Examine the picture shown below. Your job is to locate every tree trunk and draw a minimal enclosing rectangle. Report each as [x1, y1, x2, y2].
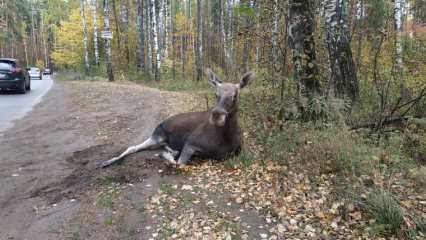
[219, 0, 227, 69]
[120, 0, 130, 66]
[137, 0, 146, 72]
[324, 0, 359, 102]
[394, 0, 404, 70]
[41, 14, 49, 68]
[171, 0, 176, 80]
[80, 0, 90, 73]
[145, 0, 153, 73]
[93, 0, 100, 66]
[288, 0, 321, 113]
[111, 0, 121, 48]
[150, 0, 161, 81]
[271, 0, 279, 70]
[355, 0, 363, 73]
[103, 0, 114, 81]
[195, 0, 203, 81]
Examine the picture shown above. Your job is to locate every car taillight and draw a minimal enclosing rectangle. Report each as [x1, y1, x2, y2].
[11, 67, 22, 75]
[12, 68, 22, 74]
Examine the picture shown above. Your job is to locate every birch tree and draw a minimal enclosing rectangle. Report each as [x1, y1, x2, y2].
[103, 0, 114, 81]
[92, 0, 100, 66]
[136, 0, 146, 72]
[271, 0, 279, 71]
[324, 0, 359, 102]
[219, 0, 227, 69]
[80, 0, 90, 72]
[146, 0, 153, 72]
[150, 0, 161, 81]
[288, 0, 321, 114]
[394, 0, 404, 69]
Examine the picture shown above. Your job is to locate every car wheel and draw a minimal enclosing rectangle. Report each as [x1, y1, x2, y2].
[20, 82, 27, 94]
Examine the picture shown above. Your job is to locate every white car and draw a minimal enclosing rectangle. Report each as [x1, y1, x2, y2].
[28, 67, 42, 80]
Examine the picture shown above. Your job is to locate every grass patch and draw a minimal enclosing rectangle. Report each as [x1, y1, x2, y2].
[104, 216, 114, 225]
[159, 183, 175, 194]
[224, 149, 255, 170]
[364, 191, 405, 237]
[96, 183, 121, 209]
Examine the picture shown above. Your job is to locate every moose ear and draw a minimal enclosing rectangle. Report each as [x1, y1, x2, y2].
[237, 71, 255, 89]
[206, 68, 223, 87]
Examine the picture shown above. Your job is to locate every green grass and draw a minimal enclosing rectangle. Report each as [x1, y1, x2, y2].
[364, 191, 405, 237]
[159, 183, 175, 194]
[224, 149, 255, 170]
[104, 216, 114, 225]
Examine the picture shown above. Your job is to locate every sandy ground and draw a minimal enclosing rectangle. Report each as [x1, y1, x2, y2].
[0, 80, 274, 240]
[0, 81, 192, 240]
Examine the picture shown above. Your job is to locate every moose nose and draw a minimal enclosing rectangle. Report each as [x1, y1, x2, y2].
[211, 108, 228, 126]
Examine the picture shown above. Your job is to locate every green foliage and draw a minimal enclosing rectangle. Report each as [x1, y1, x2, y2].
[364, 190, 405, 237]
[233, 5, 255, 18]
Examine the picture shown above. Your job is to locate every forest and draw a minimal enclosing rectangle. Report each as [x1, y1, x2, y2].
[1, 0, 426, 239]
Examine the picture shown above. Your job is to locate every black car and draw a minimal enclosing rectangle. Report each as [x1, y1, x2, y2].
[0, 58, 30, 94]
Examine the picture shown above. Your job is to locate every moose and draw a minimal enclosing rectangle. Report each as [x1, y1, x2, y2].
[100, 69, 255, 167]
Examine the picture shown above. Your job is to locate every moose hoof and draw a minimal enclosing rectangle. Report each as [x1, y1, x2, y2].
[158, 151, 177, 165]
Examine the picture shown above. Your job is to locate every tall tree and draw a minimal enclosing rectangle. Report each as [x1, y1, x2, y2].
[80, 0, 90, 72]
[324, 0, 359, 102]
[394, 0, 404, 70]
[92, 0, 100, 66]
[137, 0, 146, 72]
[195, 0, 203, 81]
[103, 0, 114, 81]
[288, 0, 321, 114]
[120, 0, 130, 66]
[150, 0, 161, 81]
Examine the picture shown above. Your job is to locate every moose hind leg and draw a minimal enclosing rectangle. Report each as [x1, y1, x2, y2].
[100, 137, 164, 168]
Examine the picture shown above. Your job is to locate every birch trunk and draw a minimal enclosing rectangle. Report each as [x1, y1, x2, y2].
[271, 0, 279, 68]
[146, 0, 153, 72]
[195, 0, 203, 81]
[394, 0, 404, 69]
[93, 0, 100, 66]
[80, 0, 90, 72]
[288, 0, 321, 113]
[151, 0, 161, 81]
[324, 0, 358, 101]
[226, 0, 233, 69]
[137, 0, 146, 72]
[171, 0, 176, 80]
[103, 0, 114, 81]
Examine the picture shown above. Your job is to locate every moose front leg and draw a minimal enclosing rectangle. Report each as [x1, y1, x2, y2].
[158, 145, 180, 164]
[177, 145, 196, 165]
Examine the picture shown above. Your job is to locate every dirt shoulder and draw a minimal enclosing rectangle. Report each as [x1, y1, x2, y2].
[0, 80, 198, 240]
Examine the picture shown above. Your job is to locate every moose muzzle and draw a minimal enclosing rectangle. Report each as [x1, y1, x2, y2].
[210, 108, 228, 127]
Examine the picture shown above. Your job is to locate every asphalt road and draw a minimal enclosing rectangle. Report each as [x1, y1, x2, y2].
[0, 75, 53, 133]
